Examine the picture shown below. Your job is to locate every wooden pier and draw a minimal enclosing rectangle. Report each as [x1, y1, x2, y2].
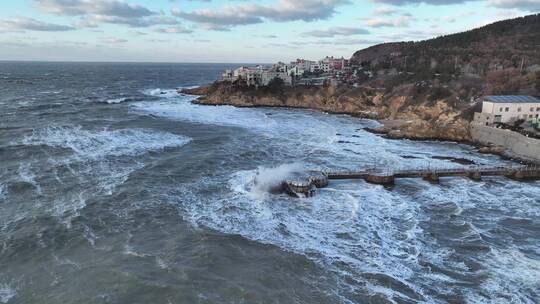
[284, 165, 540, 197]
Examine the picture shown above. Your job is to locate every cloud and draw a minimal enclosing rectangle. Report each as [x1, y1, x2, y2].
[34, 0, 154, 18]
[369, 0, 478, 5]
[370, 0, 538, 10]
[34, 0, 181, 28]
[488, 0, 540, 11]
[373, 7, 401, 15]
[172, 7, 263, 29]
[0, 17, 75, 32]
[302, 26, 370, 37]
[365, 15, 415, 27]
[306, 38, 381, 45]
[154, 26, 193, 34]
[100, 37, 128, 43]
[173, 0, 351, 30]
[75, 14, 179, 27]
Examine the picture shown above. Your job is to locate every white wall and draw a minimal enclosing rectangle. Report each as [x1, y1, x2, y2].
[471, 124, 540, 164]
[482, 101, 540, 122]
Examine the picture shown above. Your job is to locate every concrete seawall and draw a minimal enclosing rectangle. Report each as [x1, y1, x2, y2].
[471, 124, 540, 164]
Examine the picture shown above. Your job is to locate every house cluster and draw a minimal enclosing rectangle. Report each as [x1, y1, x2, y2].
[222, 56, 350, 87]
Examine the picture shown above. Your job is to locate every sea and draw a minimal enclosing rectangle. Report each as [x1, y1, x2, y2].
[0, 62, 539, 304]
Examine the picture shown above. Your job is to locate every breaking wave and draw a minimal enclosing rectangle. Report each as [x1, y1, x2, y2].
[16, 126, 191, 223]
[0, 184, 6, 201]
[0, 282, 16, 304]
[23, 126, 191, 160]
[252, 163, 304, 194]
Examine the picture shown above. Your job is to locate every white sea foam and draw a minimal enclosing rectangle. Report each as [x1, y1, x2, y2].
[23, 126, 191, 160]
[0, 283, 16, 303]
[143, 88, 180, 98]
[134, 86, 536, 302]
[132, 96, 276, 131]
[103, 97, 128, 104]
[0, 184, 6, 200]
[20, 126, 191, 226]
[478, 248, 540, 303]
[17, 163, 42, 194]
[252, 163, 303, 195]
[178, 166, 430, 302]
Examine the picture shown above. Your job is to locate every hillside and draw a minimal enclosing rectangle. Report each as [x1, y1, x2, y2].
[187, 14, 540, 144]
[351, 14, 540, 96]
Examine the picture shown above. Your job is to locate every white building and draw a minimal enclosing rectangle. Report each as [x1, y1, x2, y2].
[319, 57, 333, 73]
[289, 59, 314, 77]
[261, 71, 292, 86]
[473, 95, 540, 126]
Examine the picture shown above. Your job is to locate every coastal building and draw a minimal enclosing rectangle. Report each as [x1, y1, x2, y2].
[289, 59, 314, 77]
[262, 71, 292, 86]
[332, 57, 348, 70]
[473, 95, 540, 126]
[222, 69, 234, 81]
[223, 64, 292, 87]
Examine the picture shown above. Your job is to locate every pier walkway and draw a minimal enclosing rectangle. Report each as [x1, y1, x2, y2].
[285, 165, 540, 197]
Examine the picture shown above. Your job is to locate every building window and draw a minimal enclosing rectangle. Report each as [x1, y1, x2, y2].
[537, 107, 540, 111]
[529, 115, 533, 118]
[499, 107, 503, 112]
[531, 107, 535, 112]
[518, 107, 522, 112]
[505, 107, 509, 112]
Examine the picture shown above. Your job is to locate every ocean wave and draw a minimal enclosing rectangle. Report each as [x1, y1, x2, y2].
[103, 97, 129, 104]
[143, 88, 182, 98]
[17, 126, 192, 222]
[0, 184, 6, 201]
[0, 282, 16, 304]
[17, 164, 42, 195]
[22, 126, 191, 160]
[177, 166, 428, 302]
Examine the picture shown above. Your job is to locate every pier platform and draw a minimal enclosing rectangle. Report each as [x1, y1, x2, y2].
[284, 165, 540, 197]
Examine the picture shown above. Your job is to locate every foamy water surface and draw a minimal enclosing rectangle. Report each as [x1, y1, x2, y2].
[1, 62, 538, 304]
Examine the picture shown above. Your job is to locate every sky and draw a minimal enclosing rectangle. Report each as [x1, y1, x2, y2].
[0, 0, 538, 63]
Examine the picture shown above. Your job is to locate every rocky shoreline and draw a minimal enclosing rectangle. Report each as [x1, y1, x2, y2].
[181, 82, 534, 164]
[183, 81, 473, 141]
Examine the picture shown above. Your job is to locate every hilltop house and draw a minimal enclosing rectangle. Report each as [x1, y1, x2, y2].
[222, 64, 291, 87]
[473, 95, 540, 126]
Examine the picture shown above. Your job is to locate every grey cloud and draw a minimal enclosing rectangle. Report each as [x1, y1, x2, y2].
[370, 0, 478, 5]
[171, 8, 263, 28]
[77, 15, 179, 27]
[35, 0, 182, 28]
[488, 0, 540, 11]
[35, 0, 154, 18]
[375, 0, 540, 9]
[172, 0, 351, 30]
[302, 26, 369, 37]
[304, 38, 380, 45]
[0, 17, 75, 32]
[154, 26, 193, 34]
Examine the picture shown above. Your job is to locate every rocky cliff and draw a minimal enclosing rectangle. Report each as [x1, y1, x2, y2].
[184, 81, 473, 142]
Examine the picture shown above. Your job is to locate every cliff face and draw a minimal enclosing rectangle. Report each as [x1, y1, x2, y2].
[185, 82, 473, 142]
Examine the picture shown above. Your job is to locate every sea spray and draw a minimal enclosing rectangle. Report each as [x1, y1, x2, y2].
[253, 163, 304, 194]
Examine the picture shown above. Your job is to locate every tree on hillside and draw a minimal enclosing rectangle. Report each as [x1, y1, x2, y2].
[265, 77, 285, 93]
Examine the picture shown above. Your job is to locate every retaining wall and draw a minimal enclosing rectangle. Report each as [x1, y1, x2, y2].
[471, 124, 540, 164]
